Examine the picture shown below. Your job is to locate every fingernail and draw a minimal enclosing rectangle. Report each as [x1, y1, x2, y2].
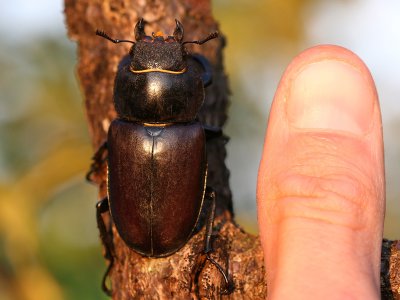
[286, 59, 375, 135]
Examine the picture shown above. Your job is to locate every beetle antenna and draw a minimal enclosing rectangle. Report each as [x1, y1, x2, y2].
[96, 30, 135, 44]
[182, 31, 218, 45]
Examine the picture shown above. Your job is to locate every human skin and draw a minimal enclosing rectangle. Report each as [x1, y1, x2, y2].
[257, 45, 384, 299]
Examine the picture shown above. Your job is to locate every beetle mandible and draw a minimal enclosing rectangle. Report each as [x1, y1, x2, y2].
[88, 18, 233, 296]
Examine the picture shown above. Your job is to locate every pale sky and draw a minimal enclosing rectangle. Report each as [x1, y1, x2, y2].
[0, 0, 65, 41]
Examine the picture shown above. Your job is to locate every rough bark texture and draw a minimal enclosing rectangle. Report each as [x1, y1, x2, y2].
[64, 0, 400, 299]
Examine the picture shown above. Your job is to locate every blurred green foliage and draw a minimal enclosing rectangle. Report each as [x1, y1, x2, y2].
[0, 38, 106, 299]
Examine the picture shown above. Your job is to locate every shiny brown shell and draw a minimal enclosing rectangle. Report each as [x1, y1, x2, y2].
[107, 119, 206, 257]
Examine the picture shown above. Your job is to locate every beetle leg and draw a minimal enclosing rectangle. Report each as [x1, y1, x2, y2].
[96, 197, 114, 296]
[203, 124, 223, 141]
[191, 54, 212, 87]
[203, 125, 230, 146]
[86, 141, 108, 183]
[191, 187, 233, 295]
[204, 188, 234, 294]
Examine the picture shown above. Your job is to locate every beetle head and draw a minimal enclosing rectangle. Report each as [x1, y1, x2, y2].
[129, 19, 187, 72]
[96, 18, 218, 73]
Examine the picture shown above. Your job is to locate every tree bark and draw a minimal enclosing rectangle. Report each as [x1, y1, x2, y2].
[64, 0, 400, 299]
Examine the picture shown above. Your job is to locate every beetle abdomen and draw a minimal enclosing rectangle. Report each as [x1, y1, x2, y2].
[107, 119, 206, 257]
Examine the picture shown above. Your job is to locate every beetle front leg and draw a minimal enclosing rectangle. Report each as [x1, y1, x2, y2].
[203, 124, 223, 141]
[191, 187, 233, 295]
[86, 141, 108, 183]
[96, 197, 114, 296]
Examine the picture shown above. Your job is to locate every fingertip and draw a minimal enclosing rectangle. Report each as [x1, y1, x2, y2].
[273, 45, 379, 115]
[284, 45, 376, 83]
[256, 45, 384, 295]
[257, 43, 383, 214]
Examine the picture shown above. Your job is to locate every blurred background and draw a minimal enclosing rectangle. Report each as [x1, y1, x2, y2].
[0, 0, 399, 299]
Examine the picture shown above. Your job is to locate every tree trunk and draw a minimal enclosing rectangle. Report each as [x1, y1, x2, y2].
[64, 0, 400, 299]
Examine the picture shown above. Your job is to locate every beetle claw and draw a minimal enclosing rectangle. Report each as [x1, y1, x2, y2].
[101, 260, 113, 296]
[190, 252, 233, 296]
[206, 253, 233, 295]
[86, 141, 108, 183]
[96, 198, 115, 296]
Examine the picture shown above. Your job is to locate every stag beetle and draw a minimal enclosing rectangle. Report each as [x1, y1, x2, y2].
[88, 18, 232, 296]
